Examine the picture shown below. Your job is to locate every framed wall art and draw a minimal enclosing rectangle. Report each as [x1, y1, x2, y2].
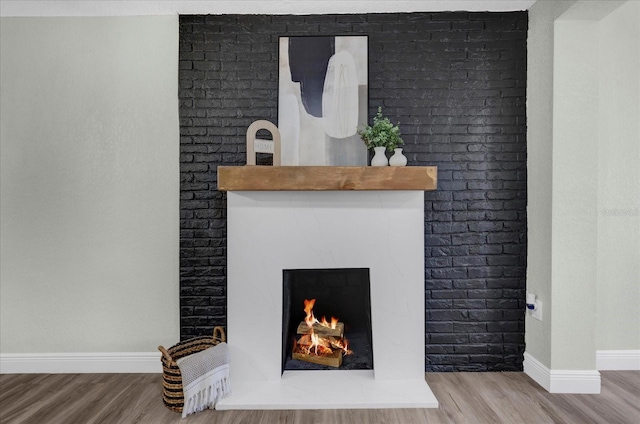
[278, 36, 368, 166]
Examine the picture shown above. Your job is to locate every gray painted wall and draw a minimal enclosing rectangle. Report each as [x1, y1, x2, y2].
[1, 1, 636, 373]
[595, 0, 640, 352]
[526, 0, 576, 368]
[0, 16, 180, 353]
[526, 0, 639, 370]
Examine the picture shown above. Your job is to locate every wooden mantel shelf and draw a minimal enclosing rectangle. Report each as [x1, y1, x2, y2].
[217, 166, 437, 191]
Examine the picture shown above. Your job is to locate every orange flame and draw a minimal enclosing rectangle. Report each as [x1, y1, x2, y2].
[341, 339, 352, 355]
[319, 316, 339, 330]
[311, 332, 320, 355]
[303, 299, 318, 328]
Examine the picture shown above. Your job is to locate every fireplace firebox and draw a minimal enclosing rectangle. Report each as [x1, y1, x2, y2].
[282, 268, 374, 373]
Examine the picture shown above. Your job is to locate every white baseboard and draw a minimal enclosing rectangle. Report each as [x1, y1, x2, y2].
[523, 352, 601, 394]
[0, 352, 162, 374]
[523, 352, 551, 391]
[596, 350, 640, 370]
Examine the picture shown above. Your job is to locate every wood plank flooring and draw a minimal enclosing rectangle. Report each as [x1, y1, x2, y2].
[1, 371, 638, 423]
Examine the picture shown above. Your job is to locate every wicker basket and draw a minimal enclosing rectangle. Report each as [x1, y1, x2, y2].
[158, 327, 226, 413]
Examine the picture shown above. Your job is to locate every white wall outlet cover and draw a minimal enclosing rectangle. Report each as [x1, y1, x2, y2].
[532, 300, 543, 321]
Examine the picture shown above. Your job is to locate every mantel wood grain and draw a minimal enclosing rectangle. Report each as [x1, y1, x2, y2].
[217, 166, 437, 191]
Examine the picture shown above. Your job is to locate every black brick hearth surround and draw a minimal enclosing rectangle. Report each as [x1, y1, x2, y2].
[179, 12, 527, 372]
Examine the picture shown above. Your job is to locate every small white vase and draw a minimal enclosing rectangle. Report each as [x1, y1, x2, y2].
[370, 146, 388, 166]
[389, 148, 407, 166]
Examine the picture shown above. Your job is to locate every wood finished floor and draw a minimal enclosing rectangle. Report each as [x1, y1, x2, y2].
[1, 371, 638, 424]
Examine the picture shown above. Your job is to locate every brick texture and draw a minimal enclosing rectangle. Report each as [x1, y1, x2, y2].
[179, 12, 528, 371]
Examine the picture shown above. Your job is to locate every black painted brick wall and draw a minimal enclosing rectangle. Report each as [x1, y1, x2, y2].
[179, 12, 528, 372]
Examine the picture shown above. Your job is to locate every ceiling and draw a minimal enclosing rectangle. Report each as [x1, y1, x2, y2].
[1, 0, 538, 17]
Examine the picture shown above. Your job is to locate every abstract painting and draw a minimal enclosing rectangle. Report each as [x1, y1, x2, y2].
[278, 36, 368, 166]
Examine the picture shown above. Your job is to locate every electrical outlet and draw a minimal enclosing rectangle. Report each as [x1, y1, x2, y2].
[532, 300, 542, 321]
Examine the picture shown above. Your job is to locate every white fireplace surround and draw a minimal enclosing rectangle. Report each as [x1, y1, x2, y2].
[217, 190, 438, 409]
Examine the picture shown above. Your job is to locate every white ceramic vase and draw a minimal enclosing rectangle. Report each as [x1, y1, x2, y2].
[389, 148, 407, 166]
[370, 146, 388, 166]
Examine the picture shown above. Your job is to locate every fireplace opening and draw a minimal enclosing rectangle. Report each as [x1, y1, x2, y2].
[282, 268, 374, 373]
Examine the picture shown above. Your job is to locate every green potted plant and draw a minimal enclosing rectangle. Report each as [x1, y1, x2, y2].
[357, 107, 405, 166]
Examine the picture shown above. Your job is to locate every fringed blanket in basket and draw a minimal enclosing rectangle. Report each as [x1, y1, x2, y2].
[176, 341, 231, 418]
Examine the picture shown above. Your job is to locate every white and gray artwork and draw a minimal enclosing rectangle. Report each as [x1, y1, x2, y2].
[278, 36, 368, 166]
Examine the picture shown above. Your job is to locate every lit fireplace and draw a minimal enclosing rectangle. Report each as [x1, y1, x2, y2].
[220, 190, 438, 409]
[282, 267, 373, 373]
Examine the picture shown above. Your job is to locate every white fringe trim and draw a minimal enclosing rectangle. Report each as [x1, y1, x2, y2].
[182, 364, 231, 418]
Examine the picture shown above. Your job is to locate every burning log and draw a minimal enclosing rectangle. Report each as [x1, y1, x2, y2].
[293, 348, 343, 367]
[292, 336, 342, 367]
[291, 299, 352, 368]
[296, 321, 344, 338]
